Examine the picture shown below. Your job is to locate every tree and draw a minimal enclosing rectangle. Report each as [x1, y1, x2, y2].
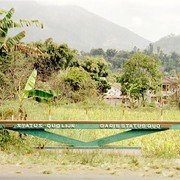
[80, 56, 111, 93]
[48, 67, 97, 102]
[34, 40, 76, 80]
[119, 52, 162, 106]
[0, 7, 43, 98]
[106, 49, 117, 60]
[144, 43, 154, 55]
[110, 50, 133, 70]
[90, 48, 105, 57]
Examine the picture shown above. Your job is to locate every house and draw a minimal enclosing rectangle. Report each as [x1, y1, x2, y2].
[104, 76, 179, 106]
[162, 77, 178, 96]
[149, 76, 179, 105]
[104, 85, 129, 106]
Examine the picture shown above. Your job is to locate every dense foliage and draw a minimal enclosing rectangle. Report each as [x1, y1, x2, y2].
[0, 7, 179, 110]
[0, 7, 42, 100]
[88, 45, 180, 74]
[34, 40, 76, 79]
[119, 53, 162, 105]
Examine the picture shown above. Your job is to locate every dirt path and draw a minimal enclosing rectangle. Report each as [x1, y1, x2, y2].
[0, 174, 180, 180]
[0, 165, 179, 180]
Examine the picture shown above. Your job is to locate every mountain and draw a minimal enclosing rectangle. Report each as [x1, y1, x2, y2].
[1, 0, 150, 51]
[154, 34, 180, 54]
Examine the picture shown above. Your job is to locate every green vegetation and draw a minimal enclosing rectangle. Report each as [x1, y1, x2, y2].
[0, 100, 179, 158]
[0, 102, 179, 177]
[1, 100, 180, 120]
[0, 149, 179, 177]
[1, 7, 179, 108]
[18, 69, 59, 120]
[0, 8, 42, 50]
[89, 45, 180, 74]
[119, 53, 162, 106]
[0, 7, 179, 175]
[0, 101, 179, 162]
[34, 40, 76, 79]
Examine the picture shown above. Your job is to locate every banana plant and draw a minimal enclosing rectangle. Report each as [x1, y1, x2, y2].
[19, 69, 59, 120]
[18, 69, 37, 120]
[0, 8, 43, 51]
[28, 89, 60, 120]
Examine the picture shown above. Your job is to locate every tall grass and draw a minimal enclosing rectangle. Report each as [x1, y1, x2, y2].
[1, 99, 180, 120]
[0, 99, 179, 160]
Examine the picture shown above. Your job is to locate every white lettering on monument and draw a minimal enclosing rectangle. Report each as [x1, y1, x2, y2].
[14, 123, 161, 129]
[14, 124, 75, 129]
[99, 124, 161, 129]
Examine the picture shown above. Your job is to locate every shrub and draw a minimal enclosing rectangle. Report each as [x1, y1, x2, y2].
[34, 41, 76, 80]
[48, 67, 98, 102]
[80, 56, 111, 93]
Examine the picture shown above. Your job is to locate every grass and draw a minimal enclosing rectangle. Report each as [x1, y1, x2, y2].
[0, 149, 179, 177]
[1, 99, 180, 120]
[0, 99, 180, 176]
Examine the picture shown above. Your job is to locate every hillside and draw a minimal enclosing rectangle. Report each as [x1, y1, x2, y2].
[154, 34, 180, 54]
[1, 0, 150, 51]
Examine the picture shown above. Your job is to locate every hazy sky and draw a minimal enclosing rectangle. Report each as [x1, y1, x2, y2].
[9, 0, 180, 41]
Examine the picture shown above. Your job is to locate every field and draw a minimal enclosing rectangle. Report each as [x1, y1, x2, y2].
[1, 99, 180, 120]
[0, 100, 180, 177]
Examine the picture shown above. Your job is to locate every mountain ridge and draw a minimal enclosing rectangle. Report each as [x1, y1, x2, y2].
[1, 0, 150, 51]
[153, 34, 180, 54]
